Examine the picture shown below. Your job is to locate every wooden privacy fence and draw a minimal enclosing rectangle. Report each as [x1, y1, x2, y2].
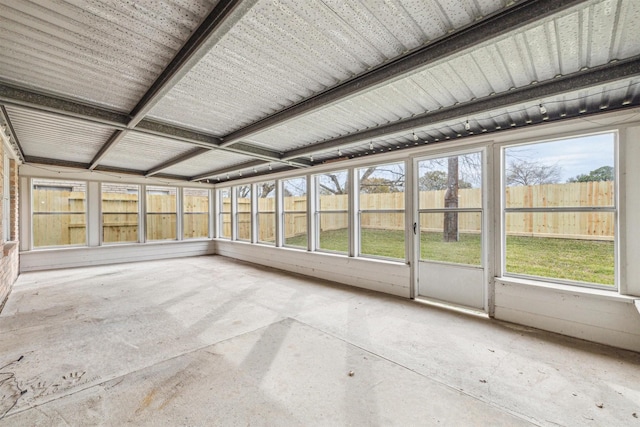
[32, 181, 615, 246]
[33, 191, 210, 247]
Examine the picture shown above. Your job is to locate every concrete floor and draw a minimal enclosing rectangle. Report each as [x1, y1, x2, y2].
[0, 256, 639, 426]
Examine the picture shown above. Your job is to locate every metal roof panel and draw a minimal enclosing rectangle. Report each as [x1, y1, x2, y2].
[5, 106, 112, 163]
[0, 0, 218, 111]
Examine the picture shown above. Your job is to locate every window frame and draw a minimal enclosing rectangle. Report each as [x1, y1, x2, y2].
[416, 150, 484, 268]
[282, 176, 308, 250]
[218, 187, 232, 240]
[100, 183, 141, 245]
[314, 170, 349, 255]
[182, 187, 210, 240]
[235, 184, 252, 241]
[500, 131, 618, 290]
[2, 153, 9, 243]
[145, 185, 178, 242]
[357, 161, 407, 262]
[31, 178, 88, 249]
[256, 181, 276, 246]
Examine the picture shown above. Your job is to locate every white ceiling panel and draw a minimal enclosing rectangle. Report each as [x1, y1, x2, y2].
[161, 149, 257, 177]
[99, 132, 196, 171]
[0, 0, 218, 111]
[247, 0, 640, 154]
[146, 0, 509, 134]
[5, 106, 112, 163]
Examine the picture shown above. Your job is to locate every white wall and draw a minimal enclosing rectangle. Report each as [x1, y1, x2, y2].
[20, 240, 215, 272]
[216, 240, 410, 298]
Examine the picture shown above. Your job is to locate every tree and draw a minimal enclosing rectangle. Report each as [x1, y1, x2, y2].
[419, 170, 472, 191]
[506, 159, 562, 186]
[443, 157, 459, 242]
[359, 166, 405, 194]
[256, 182, 275, 198]
[567, 166, 613, 183]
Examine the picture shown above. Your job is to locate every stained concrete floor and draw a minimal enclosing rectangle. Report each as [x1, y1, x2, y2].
[0, 255, 639, 426]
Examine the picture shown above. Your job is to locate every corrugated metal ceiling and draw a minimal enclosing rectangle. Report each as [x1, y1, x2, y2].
[4, 106, 113, 164]
[0, 0, 218, 111]
[0, 0, 639, 182]
[146, 0, 510, 135]
[246, 0, 640, 153]
[99, 132, 199, 171]
[161, 149, 257, 177]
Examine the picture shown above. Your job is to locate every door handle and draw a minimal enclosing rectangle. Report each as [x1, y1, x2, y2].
[413, 222, 417, 235]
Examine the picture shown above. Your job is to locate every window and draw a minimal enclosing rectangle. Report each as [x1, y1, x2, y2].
[146, 185, 177, 241]
[315, 171, 348, 253]
[358, 162, 405, 260]
[102, 183, 139, 244]
[183, 188, 209, 239]
[219, 187, 231, 239]
[283, 177, 307, 249]
[418, 152, 482, 266]
[256, 181, 276, 245]
[32, 179, 87, 248]
[236, 185, 251, 241]
[2, 153, 9, 243]
[503, 133, 616, 287]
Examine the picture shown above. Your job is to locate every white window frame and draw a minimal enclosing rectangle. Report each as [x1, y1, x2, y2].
[500, 131, 618, 290]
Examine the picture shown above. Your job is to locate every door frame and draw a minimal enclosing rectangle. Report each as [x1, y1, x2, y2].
[411, 146, 492, 312]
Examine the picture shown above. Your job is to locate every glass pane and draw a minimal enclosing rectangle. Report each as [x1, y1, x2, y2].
[505, 212, 614, 285]
[283, 177, 307, 211]
[146, 186, 177, 241]
[318, 212, 348, 253]
[33, 179, 86, 247]
[505, 133, 615, 208]
[283, 177, 307, 248]
[419, 212, 482, 266]
[359, 162, 405, 210]
[237, 212, 251, 240]
[235, 185, 251, 241]
[219, 188, 231, 213]
[183, 188, 209, 239]
[360, 212, 404, 259]
[419, 152, 481, 209]
[236, 185, 251, 212]
[102, 183, 138, 244]
[220, 213, 231, 239]
[257, 212, 276, 244]
[317, 171, 348, 210]
[257, 181, 275, 245]
[256, 181, 275, 200]
[284, 212, 307, 248]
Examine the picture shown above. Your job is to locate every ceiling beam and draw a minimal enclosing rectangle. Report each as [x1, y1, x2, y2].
[89, 0, 257, 168]
[0, 105, 25, 162]
[219, 0, 587, 147]
[129, 0, 257, 123]
[0, 82, 307, 168]
[0, 82, 129, 128]
[145, 138, 311, 178]
[89, 130, 126, 170]
[282, 55, 640, 160]
[146, 148, 210, 177]
[190, 159, 267, 182]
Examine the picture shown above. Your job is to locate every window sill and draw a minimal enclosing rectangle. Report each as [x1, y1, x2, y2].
[2, 241, 18, 257]
[495, 276, 636, 304]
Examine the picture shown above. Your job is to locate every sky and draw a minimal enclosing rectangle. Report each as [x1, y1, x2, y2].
[505, 132, 615, 182]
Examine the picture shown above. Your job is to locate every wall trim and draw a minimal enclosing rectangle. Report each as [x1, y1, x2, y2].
[20, 240, 215, 272]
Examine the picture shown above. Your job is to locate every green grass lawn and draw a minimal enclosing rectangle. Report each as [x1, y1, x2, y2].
[287, 228, 614, 286]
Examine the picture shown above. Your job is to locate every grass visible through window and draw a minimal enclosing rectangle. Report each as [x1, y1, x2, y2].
[287, 229, 614, 286]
